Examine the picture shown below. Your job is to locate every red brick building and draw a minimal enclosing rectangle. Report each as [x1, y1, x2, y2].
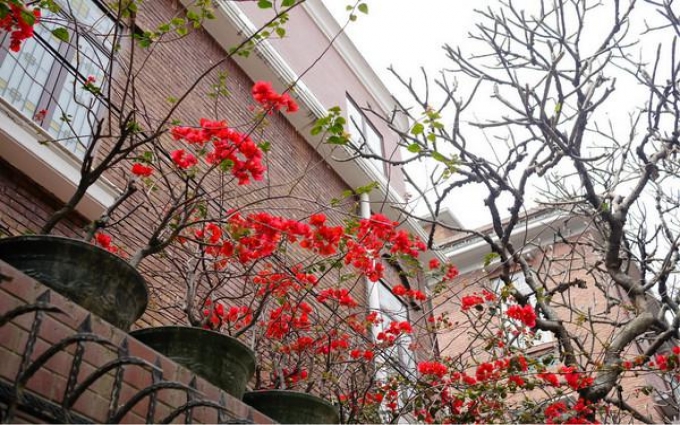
[0, 0, 443, 421]
[428, 209, 677, 423]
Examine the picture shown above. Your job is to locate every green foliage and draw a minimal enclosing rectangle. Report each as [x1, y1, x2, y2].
[51, 27, 69, 42]
[312, 106, 350, 146]
[207, 72, 230, 99]
[483, 252, 500, 267]
[131, 0, 215, 48]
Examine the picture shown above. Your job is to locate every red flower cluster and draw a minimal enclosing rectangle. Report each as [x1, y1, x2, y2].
[506, 303, 537, 328]
[350, 348, 375, 361]
[169, 118, 266, 184]
[0, 2, 40, 52]
[252, 81, 299, 113]
[317, 287, 358, 308]
[544, 398, 597, 424]
[316, 331, 351, 355]
[170, 149, 198, 169]
[461, 290, 495, 311]
[345, 213, 426, 282]
[418, 360, 449, 378]
[203, 300, 253, 330]
[265, 301, 312, 339]
[131, 163, 154, 177]
[461, 294, 484, 311]
[391, 284, 427, 301]
[560, 365, 594, 390]
[377, 320, 412, 344]
[94, 232, 119, 254]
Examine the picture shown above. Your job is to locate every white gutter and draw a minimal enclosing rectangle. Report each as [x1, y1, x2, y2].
[442, 212, 589, 276]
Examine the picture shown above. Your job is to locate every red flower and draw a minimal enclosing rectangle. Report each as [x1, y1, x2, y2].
[418, 360, 448, 378]
[95, 232, 111, 248]
[1, 3, 40, 53]
[461, 294, 484, 311]
[392, 284, 407, 296]
[506, 303, 537, 328]
[131, 163, 154, 177]
[428, 258, 441, 269]
[251, 81, 299, 114]
[170, 149, 198, 169]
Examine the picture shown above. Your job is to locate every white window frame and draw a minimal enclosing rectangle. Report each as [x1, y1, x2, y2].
[346, 95, 385, 175]
[375, 280, 416, 421]
[492, 274, 554, 348]
[0, 0, 118, 219]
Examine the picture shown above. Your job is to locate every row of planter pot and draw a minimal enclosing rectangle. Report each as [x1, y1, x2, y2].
[0, 235, 340, 424]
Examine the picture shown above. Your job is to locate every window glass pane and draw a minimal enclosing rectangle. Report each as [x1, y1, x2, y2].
[346, 99, 363, 141]
[0, 25, 57, 119]
[50, 37, 109, 156]
[365, 125, 382, 156]
[378, 283, 407, 319]
[346, 97, 385, 175]
[0, 0, 113, 158]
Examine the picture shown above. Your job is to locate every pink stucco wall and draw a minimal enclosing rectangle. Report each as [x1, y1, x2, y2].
[238, 1, 408, 197]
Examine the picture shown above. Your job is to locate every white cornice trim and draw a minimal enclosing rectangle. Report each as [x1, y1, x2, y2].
[301, 1, 395, 114]
[0, 98, 118, 221]
[442, 212, 589, 275]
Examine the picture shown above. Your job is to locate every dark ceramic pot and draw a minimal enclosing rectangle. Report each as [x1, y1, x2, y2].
[130, 326, 256, 399]
[0, 235, 148, 330]
[243, 390, 340, 424]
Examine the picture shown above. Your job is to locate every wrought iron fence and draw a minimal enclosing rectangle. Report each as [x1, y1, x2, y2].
[0, 280, 256, 424]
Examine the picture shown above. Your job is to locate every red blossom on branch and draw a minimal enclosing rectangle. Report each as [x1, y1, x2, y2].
[252, 81, 299, 113]
[0, 2, 40, 52]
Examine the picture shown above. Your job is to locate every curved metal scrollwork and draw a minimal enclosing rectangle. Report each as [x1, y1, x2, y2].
[0, 288, 255, 424]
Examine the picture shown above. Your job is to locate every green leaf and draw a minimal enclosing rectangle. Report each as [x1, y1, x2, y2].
[432, 151, 447, 162]
[355, 181, 378, 195]
[176, 26, 188, 36]
[258, 141, 271, 152]
[20, 10, 36, 26]
[51, 27, 70, 43]
[327, 135, 348, 145]
[407, 143, 422, 153]
[483, 252, 500, 267]
[411, 122, 424, 135]
[275, 27, 286, 38]
[349, 14, 357, 21]
[257, 0, 273, 8]
[357, 3, 368, 14]
[281, 0, 295, 6]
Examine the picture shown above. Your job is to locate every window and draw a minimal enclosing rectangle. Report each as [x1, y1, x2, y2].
[492, 274, 553, 348]
[346, 96, 385, 175]
[0, 0, 114, 157]
[374, 280, 416, 421]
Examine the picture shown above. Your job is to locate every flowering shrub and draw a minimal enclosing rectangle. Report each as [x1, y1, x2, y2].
[0, 0, 40, 52]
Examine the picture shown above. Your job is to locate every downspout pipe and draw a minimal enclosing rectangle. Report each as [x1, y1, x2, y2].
[360, 193, 382, 340]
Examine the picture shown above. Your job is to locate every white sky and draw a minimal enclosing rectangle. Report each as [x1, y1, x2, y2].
[321, 0, 499, 227]
[320, 1, 673, 231]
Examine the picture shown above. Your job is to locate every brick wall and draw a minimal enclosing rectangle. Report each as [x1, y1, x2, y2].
[0, 0, 431, 413]
[0, 260, 273, 423]
[432, 236, 667, 423]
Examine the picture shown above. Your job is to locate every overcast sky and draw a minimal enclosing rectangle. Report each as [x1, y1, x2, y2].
[321, 0, 498, 227]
